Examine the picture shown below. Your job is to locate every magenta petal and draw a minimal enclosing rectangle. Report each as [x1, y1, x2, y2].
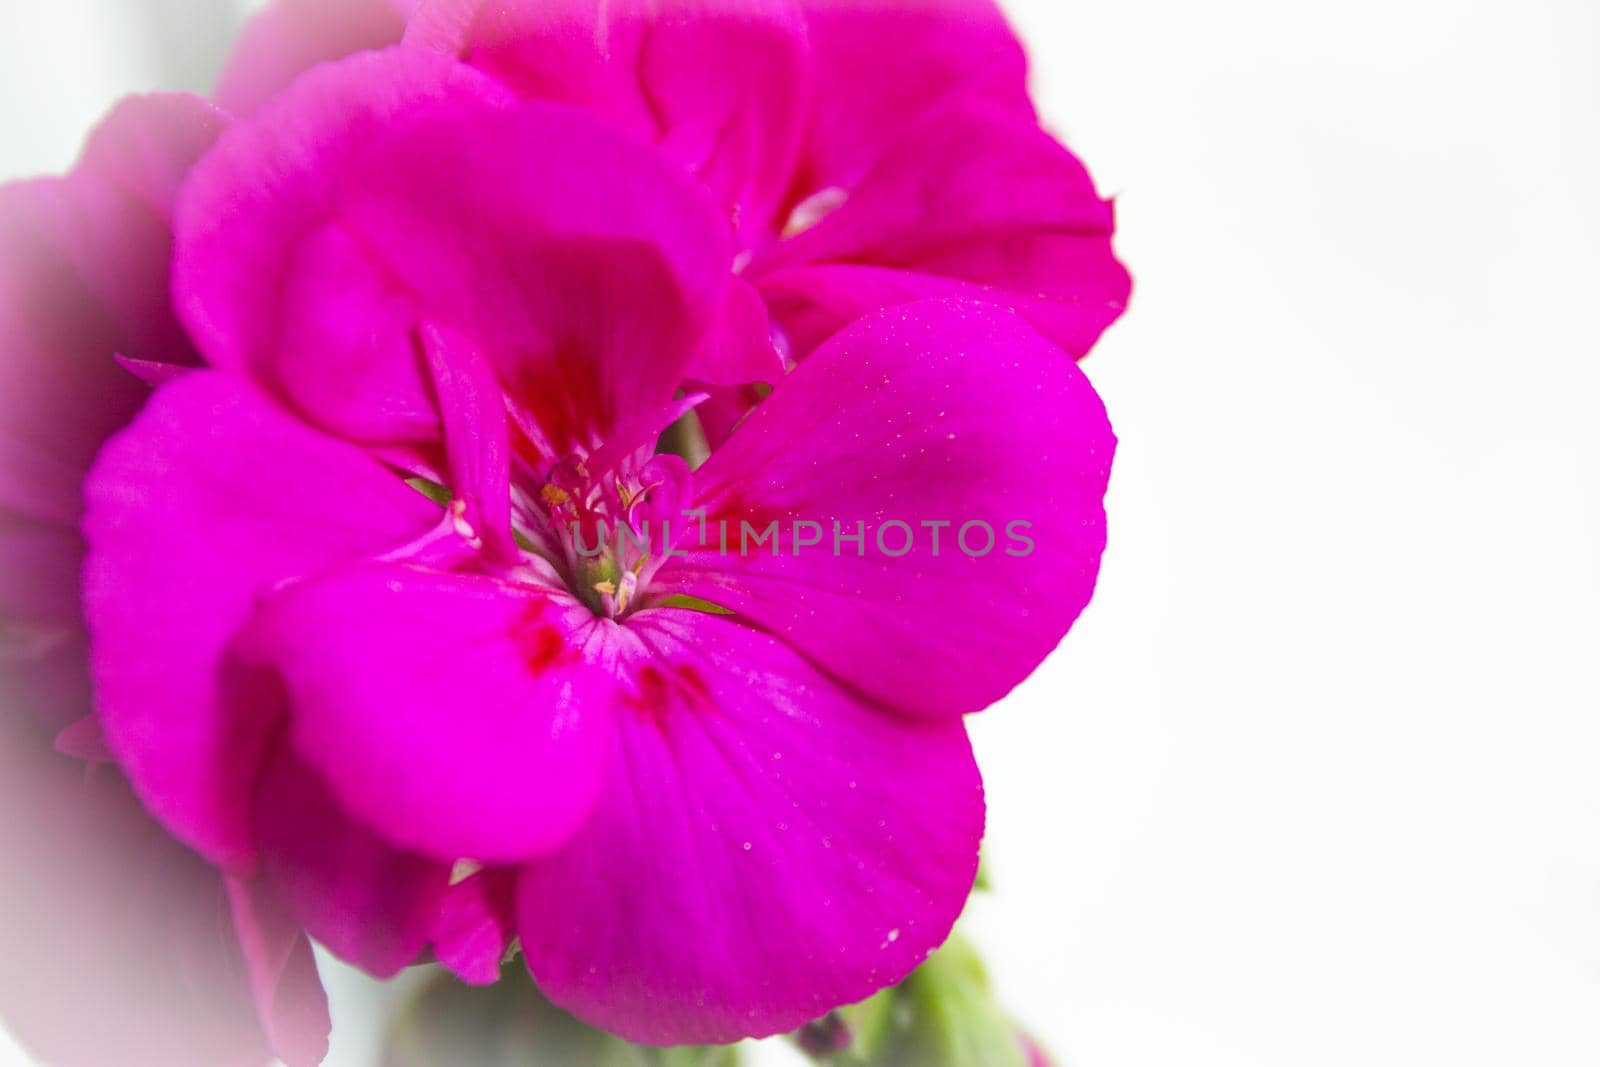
[656, 299, 1115, 719]
[0, 93, 219, 521]
[179, 49, 735, 454]
[755, 101, 1130, 357]
[174, 48, 513, 419]
[1, 96, 218, 730]
[409, 0, 811, 237]
[216, 0, 409, 118]
[83, 372, 439, 865]
[689, 275, 786, 387]
[419, 323, 517, 561]
[516, 610, 984, 1045]
[791, 0, 1033, 194]
[225, 874, 333, 1067]
[0, 180, 154, 525]
[52, 715, 109, 762]
[310, 100, 737, 456]
[0, 723, 271, 1067]
[253, 739, 451, 978]
[634, 0, 811, 236]
[77, 93, 229, 225]
[238, 564, 613, 863]
[432, 869, 518, 986]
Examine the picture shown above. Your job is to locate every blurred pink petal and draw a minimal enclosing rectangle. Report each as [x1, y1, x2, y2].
[0, 721, 274, 1067]
[217, 0, 411, 117]
[0, 94, 222, 732]
[225, 873, 333, 1067]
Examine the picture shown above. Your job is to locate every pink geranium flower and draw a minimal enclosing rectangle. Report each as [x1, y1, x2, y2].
[3, 1, 1128, 1059]
[78, 46, 1115, 1046]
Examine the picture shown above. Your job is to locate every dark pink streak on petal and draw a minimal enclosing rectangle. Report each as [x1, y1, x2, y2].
[83, 371, 440, 866]
[516, 610, 983, 1045]
[657, 299, 1115, 720]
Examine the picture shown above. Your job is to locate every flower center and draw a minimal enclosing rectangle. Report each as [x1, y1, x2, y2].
[519, 448, 692, 618]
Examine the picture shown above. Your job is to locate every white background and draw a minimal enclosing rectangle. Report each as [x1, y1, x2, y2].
[2, 0, 1597, 1064]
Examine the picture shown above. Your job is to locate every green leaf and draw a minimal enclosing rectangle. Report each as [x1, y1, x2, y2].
[384, 967, 743, 1067]
[804, 935, 1028, 1067]
[405, 476, 453, 508]
[657, 595, 736, 615]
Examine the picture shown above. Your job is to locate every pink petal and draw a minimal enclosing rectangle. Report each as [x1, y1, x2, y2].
[236, 564, 614, 864]
[516, 609, 984, 1044]
[0, 93, 222, 526]
[77, 93, 229, 225]
[407, 0, 811, 240]
[692, 275, 786, 387]
[655, 298, 1115, 719]
[52, 714, 109, 762]
[0, 721, 272, 1067]
[82, 371, 439, 866]
[178, 51, 738, 453]
[252, 739, 451, 978]
[225, 874, 333, 1067]
[216, 0, 410, 118]
[1, 95, 222, 732]
[789, 0, 1033, 196]
[419, 323, 517, 561]
[0, 181, 154, 525]
[173, 47, 513, 437]
[753, 101, 1131, 358]
[309, 100, 737, 456]
[432, 869, 518, 986]
[0, 616, 89, 737]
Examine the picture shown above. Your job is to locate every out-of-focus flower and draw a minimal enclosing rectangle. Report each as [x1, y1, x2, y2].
[0, 93, 218, 736]
[0, 717, 276, 1067]
[1019, 1031, 1059, 1067]
[0, 95, 333, 1067]
[80, 46, 1112, 1046]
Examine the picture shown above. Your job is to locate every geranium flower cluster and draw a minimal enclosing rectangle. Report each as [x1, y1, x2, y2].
[0, 1, 1127, 1063]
